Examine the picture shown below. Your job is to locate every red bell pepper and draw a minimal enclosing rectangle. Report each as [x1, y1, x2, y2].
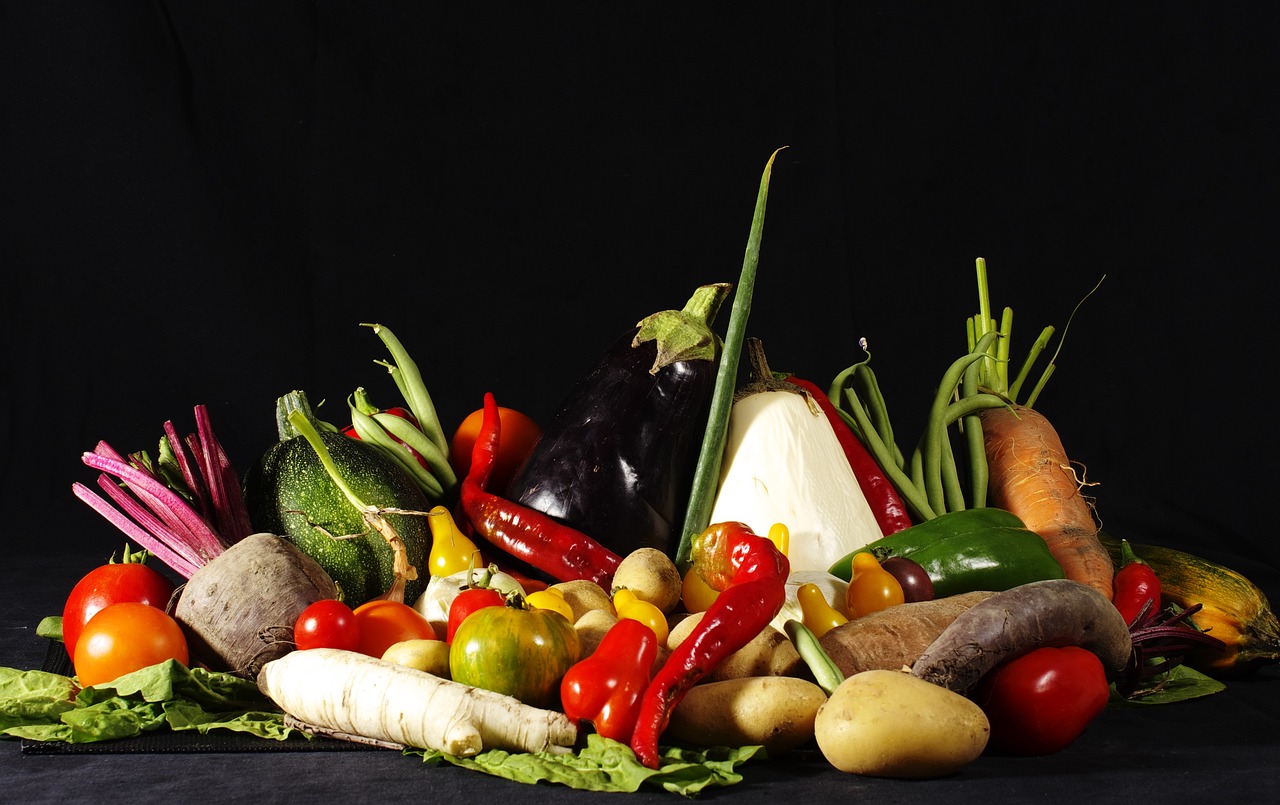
[560, 618, 659, 744]
[629, 521, 789, 768]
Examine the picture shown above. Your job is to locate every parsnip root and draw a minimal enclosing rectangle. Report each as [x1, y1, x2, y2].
[257, 648, 577, 756]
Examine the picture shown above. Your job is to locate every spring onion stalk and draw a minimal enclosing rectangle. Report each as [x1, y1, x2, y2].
[674, 146, 786, 570]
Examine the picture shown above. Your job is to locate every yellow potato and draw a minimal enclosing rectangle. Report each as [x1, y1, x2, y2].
[666, 676, 827, 756]
[611, 548, 683, 614]
[572, 607, 619, 657]
[814, 669, 989, 778]
[381, 639, 451, 678]
[550, 579, 616, 622]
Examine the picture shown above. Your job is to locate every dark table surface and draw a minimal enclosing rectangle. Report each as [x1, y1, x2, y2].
[5, 539, 1280, 804]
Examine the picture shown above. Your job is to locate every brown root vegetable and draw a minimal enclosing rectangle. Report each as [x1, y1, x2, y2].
[818, 591, 997, 677]
[911, 578, 1132, 693]
[174, 532, 338, 678]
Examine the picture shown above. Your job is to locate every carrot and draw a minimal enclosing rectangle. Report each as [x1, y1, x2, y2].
[980, 405, 1113, 600]
[257, 647, 578, 755]
[967, 259, 1113, 600]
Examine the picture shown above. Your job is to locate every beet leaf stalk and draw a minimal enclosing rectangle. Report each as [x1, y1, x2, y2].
[71, 405, 254, 578]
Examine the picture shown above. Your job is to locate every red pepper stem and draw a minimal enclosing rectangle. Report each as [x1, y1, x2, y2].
[458, 393, 623, 587]
[629, 522, 789, 768]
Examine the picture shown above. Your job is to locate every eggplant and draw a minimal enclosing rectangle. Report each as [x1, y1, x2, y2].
[505, 283, 731, 560]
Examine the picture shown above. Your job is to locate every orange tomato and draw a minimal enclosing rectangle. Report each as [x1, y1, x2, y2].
[352, 599, 437, 658]
[449, 404, 542, 493]
[73, 602, 189, 688]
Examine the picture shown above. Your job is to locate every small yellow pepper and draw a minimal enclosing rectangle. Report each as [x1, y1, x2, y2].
[797, 582, 849, 638]
[426, 506, 483, 577]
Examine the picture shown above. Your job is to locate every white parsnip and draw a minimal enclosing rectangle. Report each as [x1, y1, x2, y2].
[257, 648, 577, 756]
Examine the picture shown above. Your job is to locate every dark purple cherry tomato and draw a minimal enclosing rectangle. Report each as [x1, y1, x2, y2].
[880, 556, 934, 603]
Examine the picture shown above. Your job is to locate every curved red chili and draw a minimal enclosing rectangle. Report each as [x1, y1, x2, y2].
[629, 521, 789, 768]
[785, 375, 913, 535]
[458, 393, 622, 588]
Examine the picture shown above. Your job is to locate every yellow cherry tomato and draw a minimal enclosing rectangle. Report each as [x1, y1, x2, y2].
[614, 589, 669, 644]
[845, 552, 905, 618]
[680, 568, 719, 613]
[525, 588, 574, 623]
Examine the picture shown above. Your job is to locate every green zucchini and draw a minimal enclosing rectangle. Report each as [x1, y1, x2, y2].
[242, 391, 431, 607]
[828, 507, 1065, 597]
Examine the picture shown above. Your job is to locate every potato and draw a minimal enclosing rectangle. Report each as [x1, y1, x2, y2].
[814, 669, 989, 779]
[573, 607, 619, 657]
[666, 676, 827, 756]
[550, 579, 616, 622]
[381, 639, 451, 678]
[611, 547, 683, 614]
[667, 612, 802, 680]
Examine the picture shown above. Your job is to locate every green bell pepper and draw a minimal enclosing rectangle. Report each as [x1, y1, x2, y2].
[828, 508, 1065, 598]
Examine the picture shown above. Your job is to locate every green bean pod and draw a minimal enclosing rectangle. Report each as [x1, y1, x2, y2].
[828, 508, 1065, 597]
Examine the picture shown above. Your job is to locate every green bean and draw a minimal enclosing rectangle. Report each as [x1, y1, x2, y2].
[921, 333, 997, 517]
[839, 385, 936, 522]
[362, 323, 450, 456]
[1007, 324, 1055, 403]
[348, 404, 446, 501]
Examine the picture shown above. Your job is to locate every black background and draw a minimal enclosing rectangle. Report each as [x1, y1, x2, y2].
[4, 2, 1275, 575]
[4, 2, 1280, 802]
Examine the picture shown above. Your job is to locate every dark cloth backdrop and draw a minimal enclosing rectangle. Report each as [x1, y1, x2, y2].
[3, 2, 1278, 802]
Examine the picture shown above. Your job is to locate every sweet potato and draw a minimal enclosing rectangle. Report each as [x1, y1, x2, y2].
[818, 591, 996, 677]
[911, 578, 1132, 693]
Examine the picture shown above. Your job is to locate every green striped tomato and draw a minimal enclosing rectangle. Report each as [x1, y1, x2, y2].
[448, 603, 580, 709]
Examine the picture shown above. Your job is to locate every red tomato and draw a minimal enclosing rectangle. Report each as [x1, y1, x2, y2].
[351, 599, 436, 658]
[446, 587, 506, 643]
[62, 559, 177, 661]
[448, 405, 542, 493]
[73, 602, 189, 688]
[974, 645, 1111, 756]
[294, 599, 361, 651]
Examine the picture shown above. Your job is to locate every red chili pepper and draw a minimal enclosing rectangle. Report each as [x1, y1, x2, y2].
[629, 521, 789, 768]
[458, 393, 622, 588]
[560, 617, 658, 744]
[1113, 539, 1161, 627]
[784, 375, 913, 535]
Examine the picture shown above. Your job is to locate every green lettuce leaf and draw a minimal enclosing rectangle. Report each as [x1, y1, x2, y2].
[411, 734, 764, 796]
[1, 661, 294, 744]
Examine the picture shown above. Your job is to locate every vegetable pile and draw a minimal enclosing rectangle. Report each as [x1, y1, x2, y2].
[6, 150, 1280, 796]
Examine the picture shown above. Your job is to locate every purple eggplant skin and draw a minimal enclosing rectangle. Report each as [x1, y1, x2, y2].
[505, 285, 728, 561]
